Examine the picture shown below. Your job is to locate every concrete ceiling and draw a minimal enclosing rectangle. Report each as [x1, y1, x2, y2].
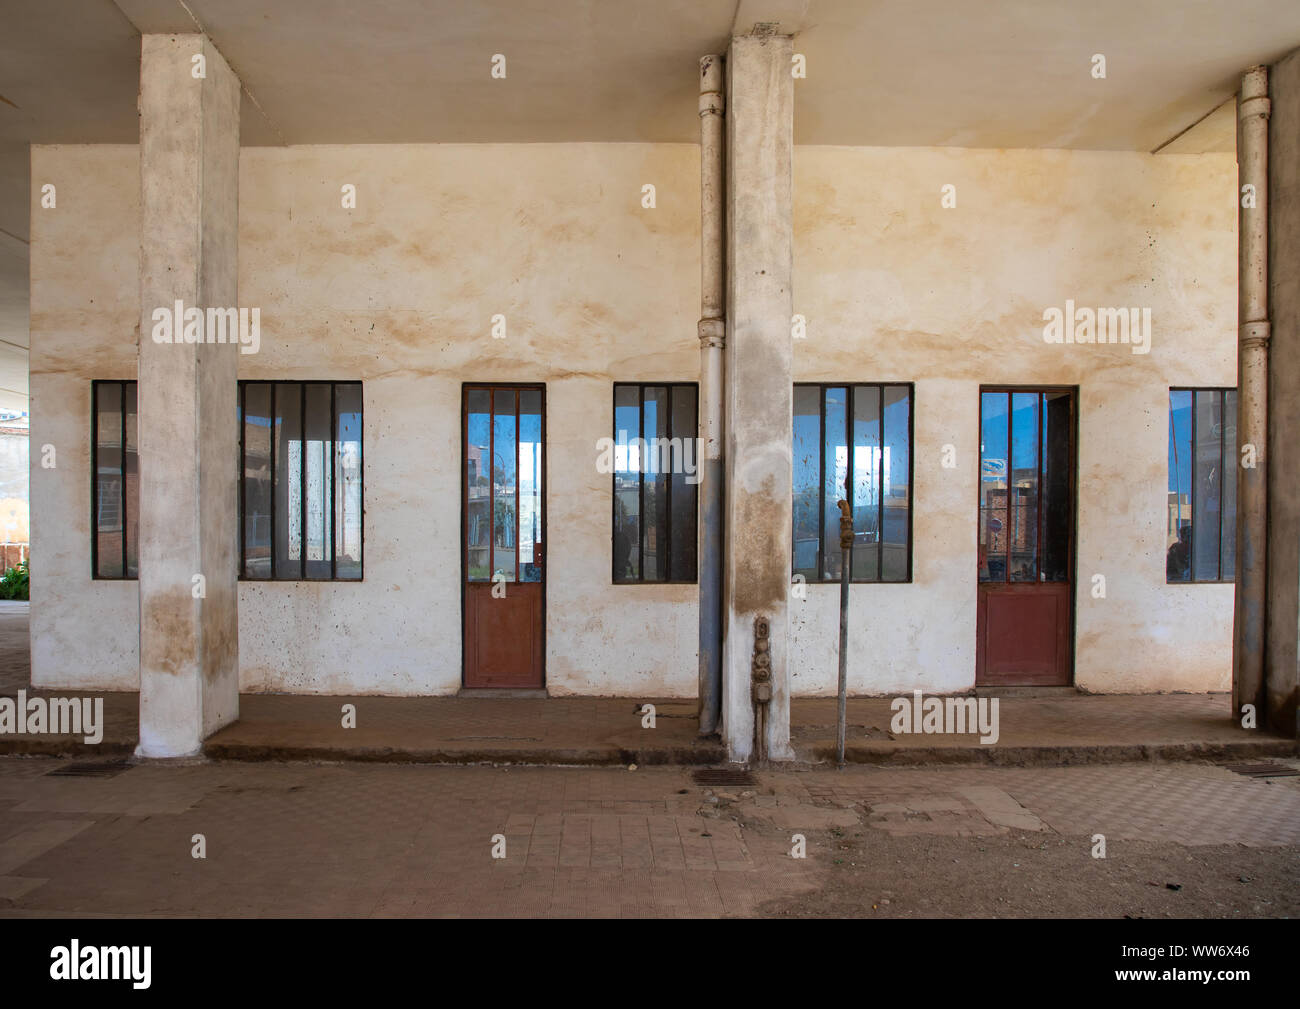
[2, 0, 1299, 407]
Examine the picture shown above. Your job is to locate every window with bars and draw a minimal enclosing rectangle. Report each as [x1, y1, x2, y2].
[1167, 388, 1237, 583]
[793, 383, 913, 583]
[91, 381, 139, 579]
[612, 383, 699, 583]
[239, 381, 363, 580]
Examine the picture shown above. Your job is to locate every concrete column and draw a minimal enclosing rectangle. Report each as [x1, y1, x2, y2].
[136, 35, 241, 758]
[1233, 66, 1270, 728]
[1267, 48, 1300, 738]
[722, 33, 794, 763]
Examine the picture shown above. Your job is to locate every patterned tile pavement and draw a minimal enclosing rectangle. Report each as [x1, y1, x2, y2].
[0, 756, 1296, 917]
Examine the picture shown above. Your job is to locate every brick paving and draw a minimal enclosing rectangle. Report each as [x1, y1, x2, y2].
[0, 757, 1296, 917]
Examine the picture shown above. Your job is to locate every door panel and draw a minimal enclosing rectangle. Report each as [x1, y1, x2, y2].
[977, 388, 1075, 686]
[463, 384, 544, 688]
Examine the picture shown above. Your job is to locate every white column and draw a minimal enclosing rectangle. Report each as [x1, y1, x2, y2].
[722, 33, 795, 762]
[136, 34, 241, 758]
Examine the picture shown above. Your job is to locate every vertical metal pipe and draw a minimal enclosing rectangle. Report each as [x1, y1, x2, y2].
[1234, 65, 1270, 724]
[836, 499, 852, 767]
[698, 54, 725, 736]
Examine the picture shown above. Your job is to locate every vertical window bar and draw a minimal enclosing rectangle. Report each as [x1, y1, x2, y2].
[872, 385, 881, 581]
[299, 383, 306, 579]
[119, 381, 127, 578]
[817, 385, 826, 581]
[638, 384, 645, 579]
[270, 382, 277, 580]
[358, 383, 364, 579]
[665, 385, 674, 582]
[1189, 393, 1198, 584]
[488, 388, 495, 581]
[90, 382, 98, 578]
[331, 382, 337, 582]
[239, 381, 246, 578]
[514, 388, 521, 584]
[1217, 389, 1225, 581]
[1036, 392, 1045, 581]
[1004, 392, 1013, 583]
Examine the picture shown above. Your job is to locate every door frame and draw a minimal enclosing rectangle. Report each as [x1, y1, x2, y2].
[459, 382, 547, 689]
[974, 384, 1079, 687]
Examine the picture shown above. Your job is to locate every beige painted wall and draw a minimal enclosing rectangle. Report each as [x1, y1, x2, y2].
[29, 142, 1237, 697]
[792, 147, 1237, 695]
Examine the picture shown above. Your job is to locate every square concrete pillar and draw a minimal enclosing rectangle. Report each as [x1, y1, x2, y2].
[722, 34, 795, 762]
[1267, 48, 1300, 738]
[136, 35, 241, 757]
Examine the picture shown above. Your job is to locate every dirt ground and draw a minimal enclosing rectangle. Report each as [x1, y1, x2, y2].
[753, 828, 1299, 918]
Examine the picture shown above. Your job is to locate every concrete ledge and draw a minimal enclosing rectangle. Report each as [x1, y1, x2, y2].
[202, 741, 727, 766]
[805, 739, 1298, 768]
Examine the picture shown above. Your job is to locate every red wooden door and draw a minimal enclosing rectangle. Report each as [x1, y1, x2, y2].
[463, 385, 545, 688]
[976, 388, 1075, 686]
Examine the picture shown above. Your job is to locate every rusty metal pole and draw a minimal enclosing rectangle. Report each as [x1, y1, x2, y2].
[697, 54, 726, 737]
[1234, 65, 1270, 725]
[836, 499, 853, 767]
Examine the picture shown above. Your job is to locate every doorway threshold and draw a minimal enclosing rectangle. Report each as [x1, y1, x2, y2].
[457, 688, 550, 699]
[973, 685, 1081, 698]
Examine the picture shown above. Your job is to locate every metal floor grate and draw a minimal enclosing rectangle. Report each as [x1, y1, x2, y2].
[46, 759, 132, 778]
[1220, 761, 1300, 779]
[692, 768, 757, 787]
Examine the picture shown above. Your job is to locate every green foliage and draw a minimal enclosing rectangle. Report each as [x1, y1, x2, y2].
[0, 560, 29, 601]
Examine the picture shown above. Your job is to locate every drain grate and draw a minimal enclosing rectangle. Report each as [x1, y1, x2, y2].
[1221, 761, 1300, 779]
[46, 759, 132, 778]
[692, 768, 757, 787]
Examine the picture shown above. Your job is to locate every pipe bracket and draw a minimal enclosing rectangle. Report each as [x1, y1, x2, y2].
[1239, 95, 1271, 122]
[1239, 321, 1271, 350]
[698, 317, 726, 349]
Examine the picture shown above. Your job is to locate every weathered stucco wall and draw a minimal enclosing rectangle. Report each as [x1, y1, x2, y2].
[792, 147, 1237, 695]
[30, 145, 141, 690]
[30, 141, 1237, 698]
[31, 142, 702, 696]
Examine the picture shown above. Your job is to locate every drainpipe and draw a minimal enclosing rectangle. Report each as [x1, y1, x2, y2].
[1234, 65, 1270, 725]
[698, 54, 725, 736]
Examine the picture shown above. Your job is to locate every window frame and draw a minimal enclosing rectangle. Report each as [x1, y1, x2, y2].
[1167, 386, 1237, 585]
[90, 379, 136, 580]
[792, 381, 915, 585]
[611, 381, 700, 585]
[238, 379, 365, 583]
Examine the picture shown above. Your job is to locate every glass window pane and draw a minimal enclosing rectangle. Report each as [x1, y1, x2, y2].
[1167, 390, 1193, 582]
[334, 383, 363, 580]
[792, 386, 821, 581]
[613, 385, 640, 582]
[1040, 391, 1071, 582]
[492, 388, 517, 581]
[94, 383, 123, 578]
[669, 385, 697, 582]
[465, 389, 491, 581]
[881, 385, 910, 582]
[850, 386, 881, 581]
[519, 390, 542, 583]
[304, 385, 333, 580]
[274, 382, 303, 580]
[1221, 390, 1237, 580]
[1009, 391, 1040, 582]
[1192, 390, 1224, 581]
[822, 387, 847, 581]
[243, 383, 273, 579]
[979, 392, 1009, 583]
[642, 386, 670, 581]
[124, 383, 139, 578]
